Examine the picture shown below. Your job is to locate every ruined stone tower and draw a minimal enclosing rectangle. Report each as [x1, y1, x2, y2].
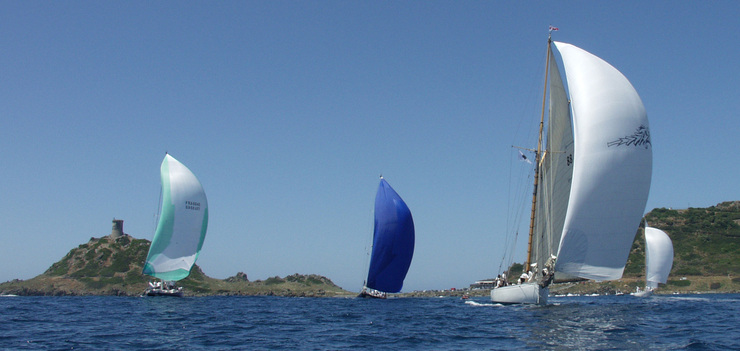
[110, 218, 124, 239]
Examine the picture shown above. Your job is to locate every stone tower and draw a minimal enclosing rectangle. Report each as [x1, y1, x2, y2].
[110, 218, 124, 239]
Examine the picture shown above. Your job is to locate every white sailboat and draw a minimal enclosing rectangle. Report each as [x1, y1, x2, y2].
[633, 226, 673, 297]
[492, 34, 652, 304]
[143, 154, 209, 297]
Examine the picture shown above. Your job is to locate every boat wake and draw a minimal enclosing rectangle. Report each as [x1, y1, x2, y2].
[464, 300, 504, 307]
[665, 296, 712, 302]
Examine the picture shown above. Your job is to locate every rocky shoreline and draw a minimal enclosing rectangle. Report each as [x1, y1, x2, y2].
[0, 274, 354, 298]
[3, 275, 737, 298]
[396, 275, 740, 299]
[0, 234, 352, 297]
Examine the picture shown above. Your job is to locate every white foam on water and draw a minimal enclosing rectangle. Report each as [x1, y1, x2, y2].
[464, 300, 504, 307]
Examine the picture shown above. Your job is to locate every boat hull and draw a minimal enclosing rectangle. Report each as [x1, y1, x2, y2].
[358, 287, 387, 299]
[358, 291, 387, 299]
[632, 287, 653, 298]
[491, 283, 547, 305]
[144, 282, 184, 297]
[145, 288, 184, 297]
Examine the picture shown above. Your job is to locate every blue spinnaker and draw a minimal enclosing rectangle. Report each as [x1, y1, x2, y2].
[366, 178, 415, 293]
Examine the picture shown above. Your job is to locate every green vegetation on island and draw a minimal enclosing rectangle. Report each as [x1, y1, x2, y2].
[501, 201, 740, 295]
[624, 201, 740, 277]
[617, 200, 740, 294]
[0, 234, 352, 297]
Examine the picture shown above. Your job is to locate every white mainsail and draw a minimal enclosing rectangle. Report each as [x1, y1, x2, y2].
[531, 46, 573, 277]
[644, 226, 673, 289]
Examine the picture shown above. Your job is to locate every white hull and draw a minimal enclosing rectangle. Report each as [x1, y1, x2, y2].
[490, 283, 548, 305]
[632, 287, 653, 298]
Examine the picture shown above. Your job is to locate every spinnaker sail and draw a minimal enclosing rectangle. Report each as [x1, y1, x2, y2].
[363, 177, 415, 295]
[644, 226, 673, 289]
[143, 154, 209, 282]
[552, 41, 652, 281]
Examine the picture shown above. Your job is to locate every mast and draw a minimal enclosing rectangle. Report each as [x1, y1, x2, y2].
[525, 36, 552, 271]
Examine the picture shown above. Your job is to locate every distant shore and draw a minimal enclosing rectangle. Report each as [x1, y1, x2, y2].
[0, 273, 354, 297]
[3, 275, 737, 298]
[397, 275, 739, 299]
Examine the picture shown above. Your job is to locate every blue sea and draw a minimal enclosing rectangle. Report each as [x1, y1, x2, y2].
[1, 294, 738, 350]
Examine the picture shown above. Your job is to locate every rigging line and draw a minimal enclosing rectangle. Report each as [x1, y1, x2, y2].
[361, 204, 374, 290]
[502, 149, 532, 271]
[500, 155, 535, 274]
[505, 152, 520, 251]
[499, 230, 516, 274]
[502, 150, 521, 272]
[501, 150, 515, 273]
[509, 150, 532, 233]
[153, 176, 163, 236]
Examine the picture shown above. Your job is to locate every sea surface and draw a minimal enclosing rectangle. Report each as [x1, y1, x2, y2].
[1, 293, 738, 350]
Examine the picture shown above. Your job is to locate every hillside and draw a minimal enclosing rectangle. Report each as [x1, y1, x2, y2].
[625, 201, 740, 277]
[503, 201, 740, 295]
[564, 201, 740, 294]
[0, 234, 352, 297]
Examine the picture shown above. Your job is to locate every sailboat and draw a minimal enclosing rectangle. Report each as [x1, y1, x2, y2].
[359, 177, 415, 299]
[491, 34, 652, 304]
[143, 154, 209, 297]
[633, 225, 673, 297]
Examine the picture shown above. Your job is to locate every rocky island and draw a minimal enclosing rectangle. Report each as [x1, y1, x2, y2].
[0, 228, 352, 297]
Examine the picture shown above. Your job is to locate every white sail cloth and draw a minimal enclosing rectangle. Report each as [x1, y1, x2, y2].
[143, 154, 209, 281]
[552, 41, 653, 281]
[645, 227, 673, 288]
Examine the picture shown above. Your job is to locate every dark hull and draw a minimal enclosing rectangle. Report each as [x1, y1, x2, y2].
[358, 288, 387, 299]
[358, 291, 386, 299]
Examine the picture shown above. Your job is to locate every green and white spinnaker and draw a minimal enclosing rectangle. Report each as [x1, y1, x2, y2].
[143, 154, 209, 282]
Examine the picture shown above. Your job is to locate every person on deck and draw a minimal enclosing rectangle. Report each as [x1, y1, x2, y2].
[519, 272, 528, 284]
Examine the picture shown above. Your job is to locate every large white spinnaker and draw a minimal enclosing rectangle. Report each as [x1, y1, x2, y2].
[645, 226, 673, 289]
[553, 41, 653, 281]
[143, 154, 209, 282]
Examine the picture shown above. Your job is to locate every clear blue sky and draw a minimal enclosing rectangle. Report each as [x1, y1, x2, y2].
[2, 1, 738, 292]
